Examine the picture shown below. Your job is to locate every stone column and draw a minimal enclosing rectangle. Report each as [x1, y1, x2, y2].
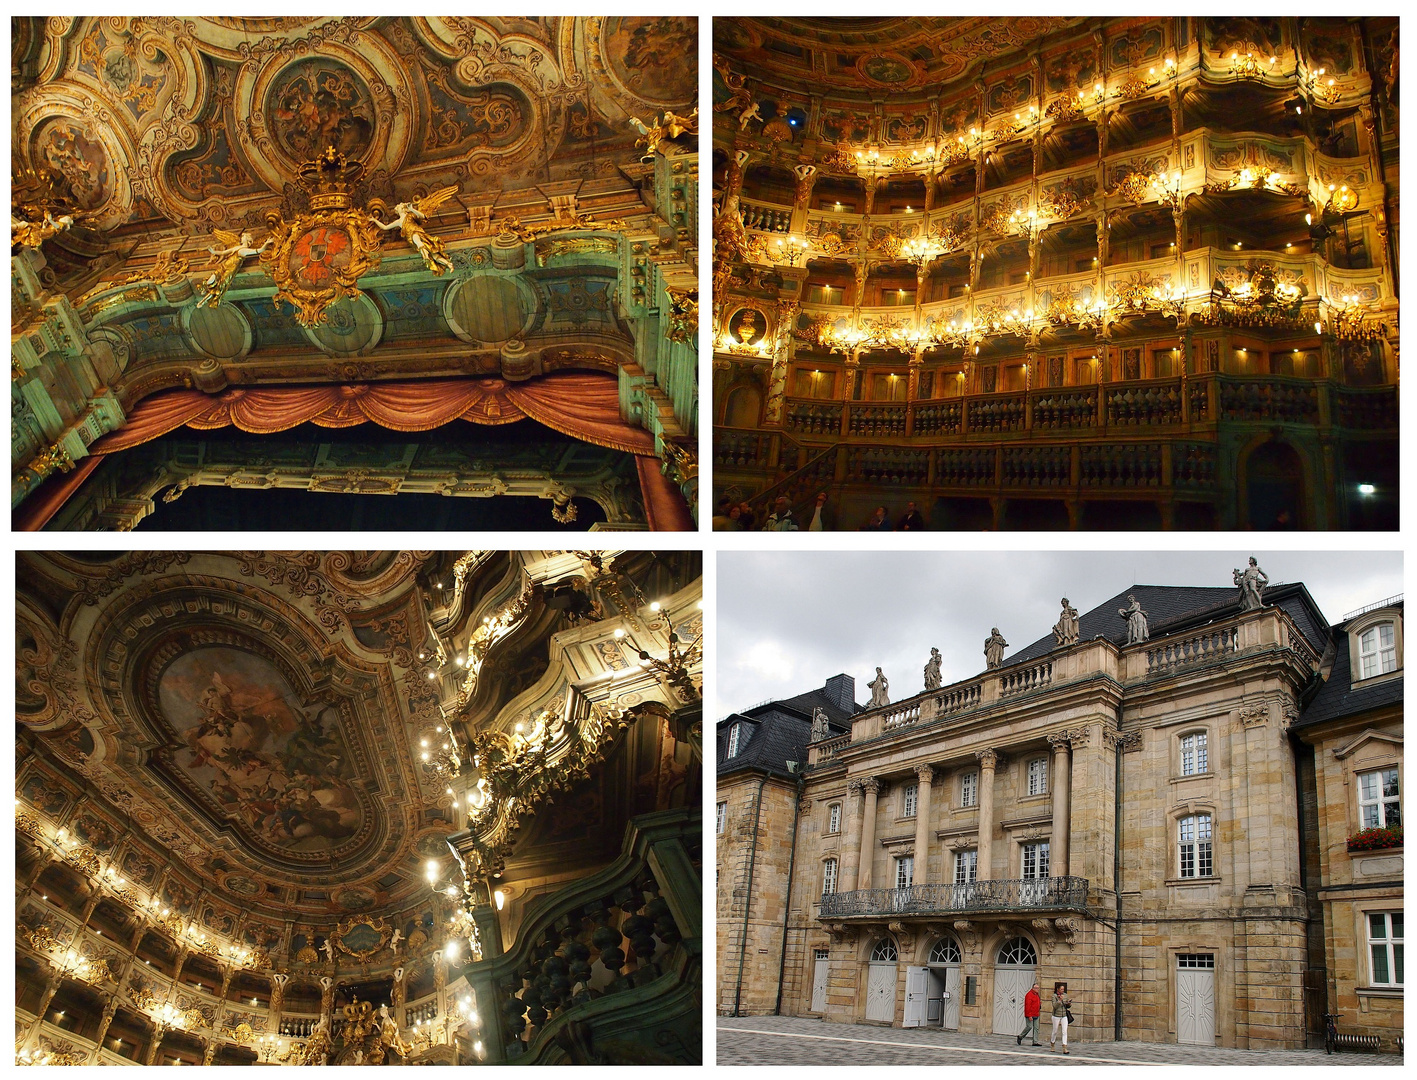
[857, 778, 882, 890]
[838, 780, 866, 893]
[912, 766, 935, 884]
[1047, 733, 1073, 878]
[975, 750, 999, 881]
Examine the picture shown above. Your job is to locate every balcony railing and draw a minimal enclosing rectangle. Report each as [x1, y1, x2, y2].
[818, 876, 1088, 919]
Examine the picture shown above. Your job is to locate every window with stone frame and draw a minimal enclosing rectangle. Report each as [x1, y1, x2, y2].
[894, 854, 914, 888]
[902, 782, 918, 818]
[1359, 622, 1398, 679]
[960, 770, 977, 808]
[716, 801, 727, 835]
[822, 857, 838, 895]
[954, 848, 977, 884]
[1021, 841, 1050, 879]
[1178, 813, 1213, 878]
[828, 802, 842, 834]
[726, 723, 742, 758]
[1367, 911, 1403, 987]
[1358, 767, 1401, 828]
[1179, 731, 1208, 776]
[1026, 757, 1048, 796]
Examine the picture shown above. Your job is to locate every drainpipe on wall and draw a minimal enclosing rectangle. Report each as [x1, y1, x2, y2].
[1114, 731, 1124, 1042]
[732, 775, 768, 1017]
[774, 766, 806, 1015]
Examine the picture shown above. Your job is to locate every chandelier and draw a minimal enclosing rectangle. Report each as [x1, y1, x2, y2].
[1330, 294, 1386, 342]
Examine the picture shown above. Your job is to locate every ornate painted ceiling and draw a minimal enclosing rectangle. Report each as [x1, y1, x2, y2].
[714, 16, 1087, 100]
[16, 550, 702, 967]
[13, 16, 697, 232]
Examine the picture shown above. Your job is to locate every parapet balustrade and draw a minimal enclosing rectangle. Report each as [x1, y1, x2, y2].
[998, 659, 1053, 696]
[1145, 625, 1239, 674]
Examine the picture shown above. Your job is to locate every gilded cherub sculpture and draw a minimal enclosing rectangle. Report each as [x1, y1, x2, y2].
[200, 229, 273, 307]
[370, 187, 459, 275]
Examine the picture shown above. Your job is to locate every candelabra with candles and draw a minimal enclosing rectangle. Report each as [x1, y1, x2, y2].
[1307, 65, 1340, 103]
[772, 234, 808, 266]
[1151, 170, 1184, 209]
[617, 600, 704, 704]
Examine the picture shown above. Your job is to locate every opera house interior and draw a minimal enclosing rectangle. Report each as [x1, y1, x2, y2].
[16, 550, 703, 1065]
[13, 17, 699, 531]
[712, 17, 1399, 530]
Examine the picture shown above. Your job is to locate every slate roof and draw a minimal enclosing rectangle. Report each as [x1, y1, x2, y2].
[1295, 604, 1404, 729]
[1003, 582, 1331, 669]
[717, 676, 860, 778]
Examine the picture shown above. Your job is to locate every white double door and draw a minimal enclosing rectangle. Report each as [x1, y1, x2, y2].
[992, 965, 1035, 1035]
[865, 961, 897, 1022]
[903, 965, 960, 1030]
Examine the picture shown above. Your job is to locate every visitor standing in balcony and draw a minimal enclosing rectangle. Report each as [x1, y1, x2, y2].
[764, 496, 798, 530]
[808, 492, 829, 531]
[713, 498, 739, 530]
[1017, 982, 1042, 1046]
[737, 501, 757, 531]
[1050, 981, 1071, 1053]
[861, 506, 891, 530]
[897, 500, 925, 530]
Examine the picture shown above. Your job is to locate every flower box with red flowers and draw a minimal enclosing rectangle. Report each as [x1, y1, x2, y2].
[1346, 825, 1402, 852]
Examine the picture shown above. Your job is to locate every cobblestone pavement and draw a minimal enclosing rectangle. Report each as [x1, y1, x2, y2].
[717, 1015, 1402, 1066]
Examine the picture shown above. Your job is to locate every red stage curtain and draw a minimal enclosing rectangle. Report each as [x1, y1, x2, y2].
[18, 374, 693, 530]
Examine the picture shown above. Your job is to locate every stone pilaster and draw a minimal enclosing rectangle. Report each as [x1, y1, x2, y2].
[912, 765, 935, 884]
[975, 750, 998, 880]
[857, 778, 882, 890]
[838, 780, 866, 892]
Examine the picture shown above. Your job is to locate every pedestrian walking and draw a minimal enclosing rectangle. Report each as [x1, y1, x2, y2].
[1050, 981, 1071, 1054]
[1017, 981, 1042, 1046]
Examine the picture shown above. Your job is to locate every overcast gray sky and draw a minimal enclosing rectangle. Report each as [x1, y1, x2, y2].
[717, 550, 1404, 714]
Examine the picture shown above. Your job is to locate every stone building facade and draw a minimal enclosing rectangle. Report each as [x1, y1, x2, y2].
[718, 573, 1403, 1051]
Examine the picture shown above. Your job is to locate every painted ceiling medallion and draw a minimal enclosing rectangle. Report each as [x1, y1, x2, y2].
[260, 146, 384, 326]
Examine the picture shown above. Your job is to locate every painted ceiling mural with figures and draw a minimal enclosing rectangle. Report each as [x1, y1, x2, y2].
[17, 551, 703, 1064]
[12, 17, 700, 531]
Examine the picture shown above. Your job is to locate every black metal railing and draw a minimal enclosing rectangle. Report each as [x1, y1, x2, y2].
[818, 876, 1088, 918]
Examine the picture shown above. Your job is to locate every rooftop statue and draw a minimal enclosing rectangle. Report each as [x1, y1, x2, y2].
[1053, 598, 1080, 646]
[1119, 594, 1150, 644]
[924, 647, 943, 690]
[867, 667, 890, 708]
[1234, 557, 1269, 611]
[984, 628, 1008, 669]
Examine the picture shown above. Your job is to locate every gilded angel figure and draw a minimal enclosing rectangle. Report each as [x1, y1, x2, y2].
[200, 229, 273, 307]
[11, 209, 77, 251]
[371, 187, 459, 275]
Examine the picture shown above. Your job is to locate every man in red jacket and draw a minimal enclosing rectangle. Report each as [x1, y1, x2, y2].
[1017, 982, 1042, 1046]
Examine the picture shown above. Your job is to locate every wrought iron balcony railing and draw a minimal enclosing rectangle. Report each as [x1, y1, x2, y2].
[817, 876, 1088, 919]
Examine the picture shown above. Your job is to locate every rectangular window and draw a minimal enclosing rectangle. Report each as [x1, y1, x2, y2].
[726, 724, 741, 758]
[1180, 732, 1208, 776]
[1176, 953, 1215, 969]
[1359, 624, 1397, 679]
[902, 783, 918, 818]
[1359, 768, 1401, 829]
[828, 803, 841, 834]
[961, 771, 978, 808]
[1368, 912, 1403, 986]
[716, 801, 727, 835]
[1027, 758, 1048, 797]
[1179, 814, 1213, 878]
[822, 858, 838, 896]
[1022, 842, 1050, 880]
[954, 849, 977, 885]
[895, 855, 914, 889]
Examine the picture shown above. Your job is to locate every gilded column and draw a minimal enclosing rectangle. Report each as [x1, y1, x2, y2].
[270, 972, 287, 1036]
[975, 750, 999, 881]
[912, 766, 935, 884]
[838, 780, 866, 892]
[202, 1039, 217, 1066]
[1047, 733, 1073, 878]
[319, 976, 334, 1029]
[90, 996, 120, 1062]
[145, 1029, 164, 1066]
[857, 778, 882, 890]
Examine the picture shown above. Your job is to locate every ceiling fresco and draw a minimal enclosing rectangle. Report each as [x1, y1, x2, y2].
[13, 16, 697, 232]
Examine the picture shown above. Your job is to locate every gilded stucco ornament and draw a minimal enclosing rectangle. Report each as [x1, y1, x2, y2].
[333, 914, 393, 961]
[257, 146, 385, 327]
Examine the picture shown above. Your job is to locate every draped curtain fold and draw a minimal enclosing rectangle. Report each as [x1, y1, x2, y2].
[16, 374, 688, 530]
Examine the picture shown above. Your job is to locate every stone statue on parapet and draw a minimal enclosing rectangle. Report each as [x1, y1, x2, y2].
[924, 647, 943, 690]
[867, 667, 890, 707]
[1233, 557, 1269, 611]
[984, 628, 1009, 669]
[810, 707, 831, 742]
[1119, 595, 1150, 644]
[1053, 598, 1080, 646]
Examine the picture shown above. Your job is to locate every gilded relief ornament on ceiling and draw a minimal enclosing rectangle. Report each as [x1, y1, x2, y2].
[258, 146, 386, 326]
[333, 914, 392, 961]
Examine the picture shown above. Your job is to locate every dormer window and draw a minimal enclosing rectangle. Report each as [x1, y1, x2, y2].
[726, 723, 743, 758]
[1360, 623, 1398, 679]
